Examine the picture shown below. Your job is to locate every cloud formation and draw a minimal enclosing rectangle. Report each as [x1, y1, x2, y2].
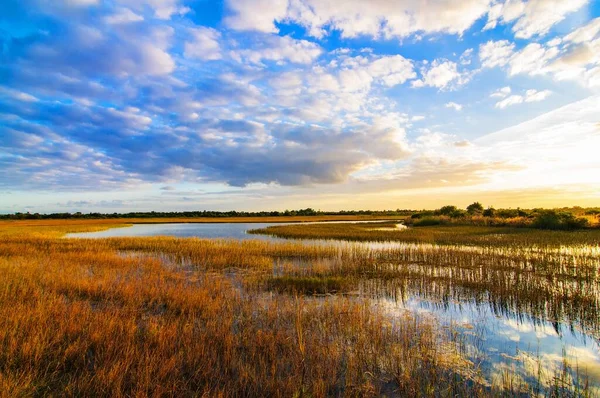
[225, 0, 493, 39]
[0, 0, 598, 212]
[480, 17, 600, 87]
[494, 88, 552, 109]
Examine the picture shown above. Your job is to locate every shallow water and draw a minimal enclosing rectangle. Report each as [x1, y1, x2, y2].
[67, 222, 288, 240]
[66, 221, 395, 241]
[69, 222, 600, 389]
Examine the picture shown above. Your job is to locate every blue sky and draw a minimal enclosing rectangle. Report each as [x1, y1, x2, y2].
[1, 0, 600, 212]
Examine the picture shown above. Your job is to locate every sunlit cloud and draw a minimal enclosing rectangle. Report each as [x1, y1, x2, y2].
[0, 0, 599, 212]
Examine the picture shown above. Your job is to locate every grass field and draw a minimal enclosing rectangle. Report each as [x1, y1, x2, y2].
[0, 220, 598, 396]
[250, 220, 600, 246]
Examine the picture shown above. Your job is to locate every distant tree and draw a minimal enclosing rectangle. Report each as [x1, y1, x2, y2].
[466, 202, 484, 215]
[496, 208, 520, 218]
[482, 207, 496, 217]
[436, 205, 458, 216]
[411, 210, 434, 219]
[532, 210, 589, 230]
[449, 209, 468, 218]
[516, 208, 530, 217]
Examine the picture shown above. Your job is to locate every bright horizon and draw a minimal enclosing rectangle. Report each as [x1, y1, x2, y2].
[1, 0, 600, 213]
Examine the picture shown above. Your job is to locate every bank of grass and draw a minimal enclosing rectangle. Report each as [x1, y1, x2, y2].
[250, 221, 600, 247]
[0, 220, 597, 396]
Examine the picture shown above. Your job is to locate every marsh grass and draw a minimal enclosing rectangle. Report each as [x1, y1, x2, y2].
[0, 220, 597, 396]
[265, 276, 352, 294]
[250, 222, 600, 247]
[0, 222, 488, 397]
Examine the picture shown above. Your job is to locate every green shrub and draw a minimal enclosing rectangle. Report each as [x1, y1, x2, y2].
[436, 205, 458, 216]
[413, 217, 443, 226]
[466, 202, 484, 215]
[532, 210, 589, 230]
[483, 207, 496, 217]
[449, 209, 468, 218]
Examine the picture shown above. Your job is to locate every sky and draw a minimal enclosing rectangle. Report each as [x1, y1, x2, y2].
[1, 0, 600, 213]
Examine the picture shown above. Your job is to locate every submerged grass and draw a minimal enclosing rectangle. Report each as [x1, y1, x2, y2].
[0, 220, 598, 396]
[265, 276, 352, 294]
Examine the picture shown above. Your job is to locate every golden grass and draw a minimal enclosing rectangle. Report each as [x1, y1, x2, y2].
[250, 221, 600, 247]
[0, 221, 488, 397]
[0, 221, 596, 396]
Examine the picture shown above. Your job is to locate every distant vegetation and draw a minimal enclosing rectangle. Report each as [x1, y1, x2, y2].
[0, 208, 413, 220]
[408, 203, 597, 230]
[2, 204, 598, 231]
[251, 222, 600, 246]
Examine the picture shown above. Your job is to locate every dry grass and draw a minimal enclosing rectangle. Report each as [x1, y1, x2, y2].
[250, 221, 600, 247]
[0, 220, 596, 396]
[0, 221, 488, 397]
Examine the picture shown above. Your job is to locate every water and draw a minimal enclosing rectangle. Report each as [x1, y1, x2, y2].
[67, 222, 287, 240]
[66, 220, 392, 241]
[68, 222, 600, 390]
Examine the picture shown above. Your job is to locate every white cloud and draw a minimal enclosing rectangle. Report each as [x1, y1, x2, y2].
[117, 0, 190, 19]
[133, 43, 175, 76]
[412, 60, 465, 89]
[484, 0, 588, 39]
[460, 48, 474, 65]
[564, 17, 600, 43]
[547, 37, 562, 47]
[509, 43, 559, 76]
[480, 23, 600, 88]
[479, 40, 515, 68]
[104, 7, 143, 24]
[0, 87, 39, 102]
[490, 86, 511, 98]
[268, 71, 304, 97]
[305, 68, 340, 93]
[494, 89, 552, 108]
[445, 102, 463, 111]
[292, 54, 415, 100]
[495, 95, 523, 109]
[337, 68, 373, 92]
[524, 89, 552, 102]
[232, 35, 322, 65]
[224, 0, 288, 33]
[367, 55, 416, 87]
[225, 0, 492, 40]
[586, 66, 600, 87]
[184, 27, 222, 61]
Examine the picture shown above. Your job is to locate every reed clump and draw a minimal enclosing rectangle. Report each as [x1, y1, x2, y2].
[265, 276, 352, 294]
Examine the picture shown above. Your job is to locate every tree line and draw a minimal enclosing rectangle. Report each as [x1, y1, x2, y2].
[0, 208, 415, 220]
[408, 202, 598, 230]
